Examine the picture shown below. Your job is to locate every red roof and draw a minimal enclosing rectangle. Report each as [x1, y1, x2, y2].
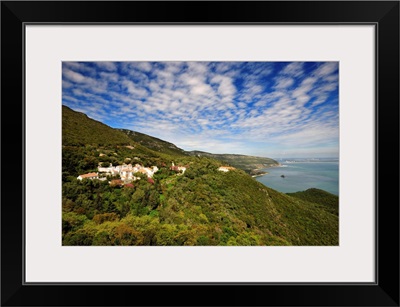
[124, 183, 134, 188]
[110, 179, 123, 186]
[147, 178, 155, 184]
[79, 172, 98, 178]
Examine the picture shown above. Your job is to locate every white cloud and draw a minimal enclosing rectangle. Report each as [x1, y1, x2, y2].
[214, 62, 232, 73]
[295, 94, 311, 105]
[311, 96, 328, 106]
[62, 95, 79, 103]
[191, 83, 213, 96]
[275, 77, 294, 89]
[211, 75, 236, 97]
[302, 77, 317, 86]
[96, 62, 117, 71]
[62, 80, 73, 88]
[135, 62, 152, 72]
[314, 62, 338, 78]
[187, 62, 208, 75]
[164, 62, 184, 74]
[63, 62, 97, 76]
[99, 72, 119, 82]
[292, 77, 315, 103]
[63, 69, 87, 83]
[122, 80, 149, 98]
[281, 62, 304, 78]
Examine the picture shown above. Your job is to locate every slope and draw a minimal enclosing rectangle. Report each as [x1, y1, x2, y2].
[287, 188, 339, 216]
[118, 129, 187, 156]
[62, 105, 133, 146]
[62, 160, 339, 246]
[157, 164, 338, 245]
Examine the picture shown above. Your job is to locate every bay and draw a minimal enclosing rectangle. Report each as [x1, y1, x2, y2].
[255, 158, 339, 196]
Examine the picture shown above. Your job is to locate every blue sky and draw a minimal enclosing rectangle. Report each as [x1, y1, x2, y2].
[62, 61, 339, 158]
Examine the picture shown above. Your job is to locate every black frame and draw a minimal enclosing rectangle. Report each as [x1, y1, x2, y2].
[1, 1, 399, 306]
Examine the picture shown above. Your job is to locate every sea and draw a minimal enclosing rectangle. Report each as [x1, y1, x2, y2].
[255, 158, 339, 196]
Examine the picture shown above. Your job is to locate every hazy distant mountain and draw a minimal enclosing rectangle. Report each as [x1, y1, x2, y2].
[188, 151, 279, 174]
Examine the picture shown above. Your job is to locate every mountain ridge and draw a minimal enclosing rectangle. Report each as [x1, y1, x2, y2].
[187, 150, 279, 174]
[62, 105, 133, 146]
[117, 128, 187, 156]
[63, 105, 279, 173]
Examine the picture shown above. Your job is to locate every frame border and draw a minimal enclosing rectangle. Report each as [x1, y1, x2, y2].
[2, 1, 399, 306]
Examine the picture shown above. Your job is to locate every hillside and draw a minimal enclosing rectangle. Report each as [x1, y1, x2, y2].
[118, 129, 187, 156]
[62, 106, 339, 246]
[188, 150, 279, 174]
[62, 105, 133, 146]
[62, 158, 339, 246]
[287, 188, 339, 216]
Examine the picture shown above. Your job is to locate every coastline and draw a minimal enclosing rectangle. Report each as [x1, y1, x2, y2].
[251, 172, 268, 178]
[254, 161, 339, 196]
[250, 163, 281, 178]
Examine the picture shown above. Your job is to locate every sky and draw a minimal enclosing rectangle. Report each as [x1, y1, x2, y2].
[62, 61, 339, 158]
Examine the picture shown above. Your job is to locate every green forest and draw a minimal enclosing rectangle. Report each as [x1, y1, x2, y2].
[62, 105, 339, 246]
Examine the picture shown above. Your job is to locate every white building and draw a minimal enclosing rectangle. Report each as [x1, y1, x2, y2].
[98, 163, 158, 181]
[98, 163, 114, 173]
[218, 166, 235, 172]
[77, 172, 99, 180]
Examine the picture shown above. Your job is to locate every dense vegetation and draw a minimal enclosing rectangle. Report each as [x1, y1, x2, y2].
[62, 105, 339, 246]
[118, 129, 187, 156]
[63, 106, 133, 146]
[287, 188, 339, 216]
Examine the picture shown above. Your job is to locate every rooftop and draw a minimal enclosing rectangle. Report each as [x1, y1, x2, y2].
[79, 172, 98, 178]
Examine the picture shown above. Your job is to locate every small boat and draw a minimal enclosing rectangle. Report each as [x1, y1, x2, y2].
[281, 174, 285, 178]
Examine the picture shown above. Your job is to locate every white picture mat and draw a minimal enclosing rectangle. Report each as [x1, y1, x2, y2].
[25, 25, 375, 283]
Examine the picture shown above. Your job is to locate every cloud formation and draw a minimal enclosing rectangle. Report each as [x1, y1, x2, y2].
[62, 61, 339, 158]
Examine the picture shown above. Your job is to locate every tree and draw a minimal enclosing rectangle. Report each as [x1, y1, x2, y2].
[79, 156, 99, 171]
[92, 231, 111, 245]
[93, 212, 119, 224]
[113, 224, 143, 245]
[63, 229, 94, 246]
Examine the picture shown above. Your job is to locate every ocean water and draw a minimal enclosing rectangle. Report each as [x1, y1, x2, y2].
[255, 158, 339, 196]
